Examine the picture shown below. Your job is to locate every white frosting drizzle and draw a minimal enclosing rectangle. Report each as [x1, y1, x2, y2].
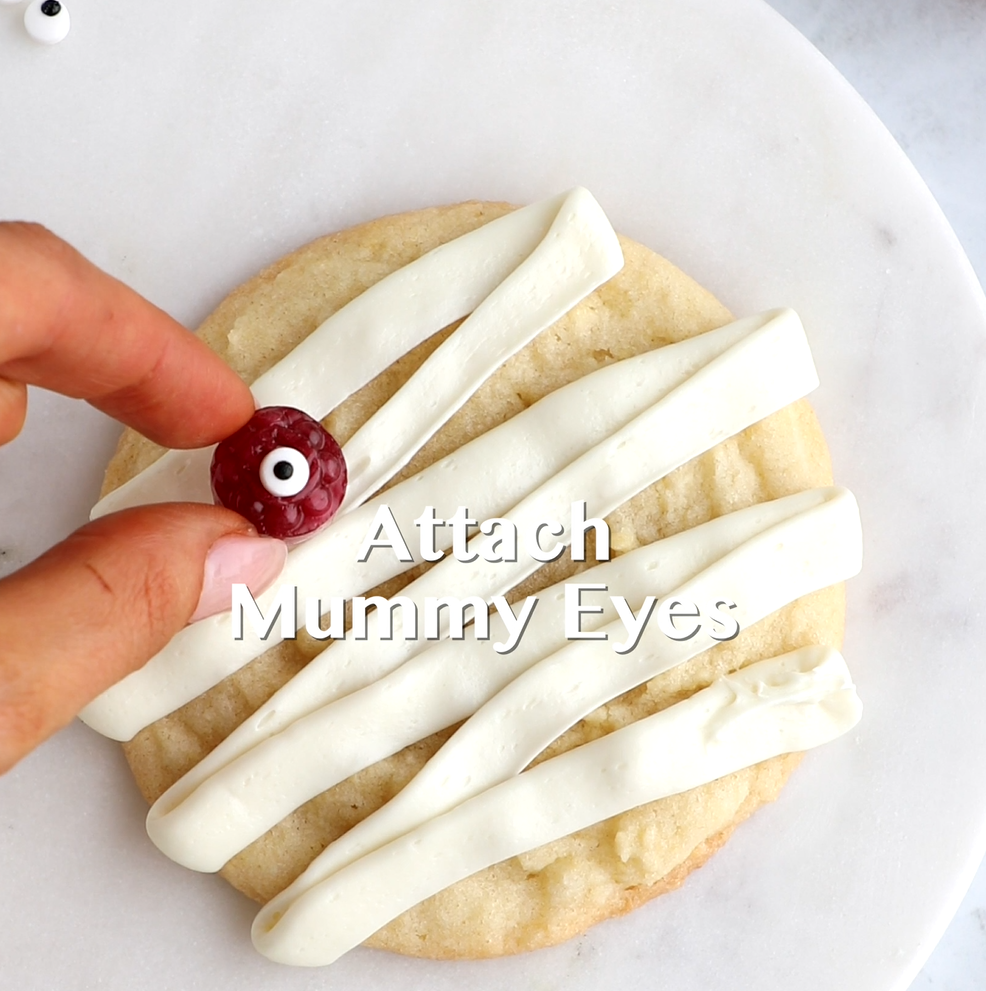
[89, 190, 576, 520]
[250, 645, 862, 966]
[302, 487, 858, 890]
[79, 309, 813, 741]
[125, 315, 770, 759]
[222, 305, 816, 717]
[146, 486, 859, 872]
[339, 186, 623, 508]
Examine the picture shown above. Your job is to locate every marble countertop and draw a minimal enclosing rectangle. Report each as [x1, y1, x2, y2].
[765, 2, 986, 988]
[0, 1, 984, 988]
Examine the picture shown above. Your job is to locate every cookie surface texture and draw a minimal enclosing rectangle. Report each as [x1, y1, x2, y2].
[108, 201, 842, 960]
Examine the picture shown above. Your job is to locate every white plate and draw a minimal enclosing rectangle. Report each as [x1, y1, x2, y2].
[2, 1, 985, 989]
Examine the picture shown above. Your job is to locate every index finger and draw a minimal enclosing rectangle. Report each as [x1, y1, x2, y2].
[0, 222, 254, 448]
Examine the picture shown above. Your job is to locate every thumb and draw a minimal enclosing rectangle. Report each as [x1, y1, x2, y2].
[0, 504, 287, 774]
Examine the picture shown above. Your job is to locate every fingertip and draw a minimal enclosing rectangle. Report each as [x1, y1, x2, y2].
[94, 331, 256, 450]
[0, 376, 27, 445]
[1, 222, 256, 451]
[175, 358, 256, 448]
[189, 535, 288, 622]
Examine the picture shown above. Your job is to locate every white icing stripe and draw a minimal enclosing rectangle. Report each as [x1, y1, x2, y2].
[298, 487, 859, 889]
[79, 311, 802, 741]
[136, 316, 771, 760]
[89, 191, 573, 520]
[251, 646, 862, 967]
[198, 305, 816, 728]
[180, 487, 859, 881]
[146, 486, 847, 871]
[339, 187, 623, 509]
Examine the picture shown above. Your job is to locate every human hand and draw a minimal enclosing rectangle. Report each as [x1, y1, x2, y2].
[0, 223, 287, 773]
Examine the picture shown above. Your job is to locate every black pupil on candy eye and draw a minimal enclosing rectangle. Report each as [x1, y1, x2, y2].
[273, 461, 294, 481]
[41, 0, 61, 15]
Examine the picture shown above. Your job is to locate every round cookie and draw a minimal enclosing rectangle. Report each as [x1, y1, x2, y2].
[108, 201, 842, 960]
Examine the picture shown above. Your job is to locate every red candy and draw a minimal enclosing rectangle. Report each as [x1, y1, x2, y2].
[210, 406, 347, 540]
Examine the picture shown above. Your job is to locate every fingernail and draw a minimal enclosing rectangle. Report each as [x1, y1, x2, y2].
[190, 535, 288, 623]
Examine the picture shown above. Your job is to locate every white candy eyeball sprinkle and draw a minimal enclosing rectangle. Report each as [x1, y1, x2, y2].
[24, 0, 71, 45]
[259, 447, 311, 498]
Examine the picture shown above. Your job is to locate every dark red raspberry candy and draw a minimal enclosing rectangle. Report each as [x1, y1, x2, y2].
[211, 406, 347, 539]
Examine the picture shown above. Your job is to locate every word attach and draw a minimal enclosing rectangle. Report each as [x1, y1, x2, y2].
[357, 501, 611, 564]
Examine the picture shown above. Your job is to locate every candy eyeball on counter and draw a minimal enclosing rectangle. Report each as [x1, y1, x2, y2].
[24, 0, 70, 45]
[211, 406, 348, 540]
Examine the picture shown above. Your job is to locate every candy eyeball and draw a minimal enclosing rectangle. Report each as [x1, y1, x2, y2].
[211, 406, 347, 540]
[259, 447, 311, 498]
[24, 0, 71, 45]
